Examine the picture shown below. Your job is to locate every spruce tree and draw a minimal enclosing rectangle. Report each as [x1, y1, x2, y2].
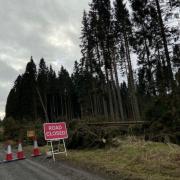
[114, 0, 141, 121]
[37, 58, 49, 121]
[154, 0, 174, 88]
[20, 57, 37, 120]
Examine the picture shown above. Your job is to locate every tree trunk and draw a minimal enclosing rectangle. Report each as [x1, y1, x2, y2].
[96, 40, 109, 119]
[124, 33, 141, 122]
[155, 0, 174, 87]
[110, 68, 119, 121]
[36, 87, 49, 122]
[93, 94, 98, 116]
[105, 68, 114, 121]
[61, 95, 64, 117]
[112, 52, 125, 121]
[90, 95, 95, 117]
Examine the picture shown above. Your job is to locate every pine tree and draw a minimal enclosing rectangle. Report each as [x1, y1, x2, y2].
[5, 89, 18, 119]
[37, 58, 49, 121]
[58, 66, 73, 120]
[154, 0, 174, 88]
[114, 0, 141, 121]
[47, 65, 57, 121]
[130, 0, 157, 96]
[20, 57, 37, 120]
[88, 4, 109, 119]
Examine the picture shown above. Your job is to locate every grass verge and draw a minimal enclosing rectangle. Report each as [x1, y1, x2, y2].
[53, 137, 180, 180]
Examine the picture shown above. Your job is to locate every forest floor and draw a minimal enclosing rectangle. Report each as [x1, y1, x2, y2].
[50, 137, 180, 180]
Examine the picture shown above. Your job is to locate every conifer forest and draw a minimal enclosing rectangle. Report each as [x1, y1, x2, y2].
[4, 0, 180, 143]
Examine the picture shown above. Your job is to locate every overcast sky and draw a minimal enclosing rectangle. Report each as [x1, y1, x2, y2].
[0, 0, 90, 119]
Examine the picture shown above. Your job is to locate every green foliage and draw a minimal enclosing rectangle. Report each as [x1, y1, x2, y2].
[2, 116, 45, 144]
[34, 120, 46, 146]
[3, 117, 21, 140]
[4, 0, 180, 146]
[144, 95, 180, 143]
[67, 121, 126, 149]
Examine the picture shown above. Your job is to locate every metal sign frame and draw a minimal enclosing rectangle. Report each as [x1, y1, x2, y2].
[43, 122, 68, 162]
[47, 139, 67, 162]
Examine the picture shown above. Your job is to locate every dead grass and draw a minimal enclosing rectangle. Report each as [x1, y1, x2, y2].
[4, 137, 178, 179]
[55, 136, 180, 180]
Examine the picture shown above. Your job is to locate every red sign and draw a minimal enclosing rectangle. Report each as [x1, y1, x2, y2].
[43, 122, 68, 140]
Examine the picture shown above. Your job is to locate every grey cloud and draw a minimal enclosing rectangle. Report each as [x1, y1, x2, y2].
[0, 84, 10, 103]
[0, 60, 19, 83]
[0, 0, 90, 118]
[0, 61, 18, 118]
[0, 83, 11, 119]
[0, 0, 89, 61]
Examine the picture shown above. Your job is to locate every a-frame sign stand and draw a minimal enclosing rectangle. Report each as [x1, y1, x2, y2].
[47, 139, 67, 162]
[44, 122, 68, 162]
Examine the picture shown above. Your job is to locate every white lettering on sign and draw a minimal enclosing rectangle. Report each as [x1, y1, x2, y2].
[48, 125, 62, 131]
[45, 131, 66, 137]
[43, 122, 68, 140]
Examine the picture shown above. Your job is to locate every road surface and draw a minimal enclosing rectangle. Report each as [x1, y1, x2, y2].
[0, 151, 106, 180]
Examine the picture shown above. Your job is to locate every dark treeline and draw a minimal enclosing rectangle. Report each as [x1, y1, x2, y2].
[5, 57, 79, 122]
[4, 0, 180, 142]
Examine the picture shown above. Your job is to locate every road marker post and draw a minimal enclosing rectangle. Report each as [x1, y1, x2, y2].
[43, 122, 68, 162]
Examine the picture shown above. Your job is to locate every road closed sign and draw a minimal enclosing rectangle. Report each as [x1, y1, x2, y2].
[43, 122, 68, 141]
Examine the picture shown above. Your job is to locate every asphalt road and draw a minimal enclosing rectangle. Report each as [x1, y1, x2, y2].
[0, 151, 106, 180]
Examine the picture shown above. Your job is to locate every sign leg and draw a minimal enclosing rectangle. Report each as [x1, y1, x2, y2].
[58, 140, 60, 152]
[50, 141, 55, 162]
[63, 139, 67, 156]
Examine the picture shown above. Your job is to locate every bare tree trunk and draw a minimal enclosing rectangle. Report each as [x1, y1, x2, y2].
[36, 87, 49, 122]
[96, 41, 109, 119]
[69, 97, 72, 120]
[90, 95, 94, 117]
[93, 94, 98, 116]
[155, 0, 174, 87]
[100, 87, 108, 118]
[144, 38, 156, 95]
[105, 68, 114, 121]
[61, 95, 63, 117]
[112, 53, 125, 121]
[68, 97, 70, 120]
[65, 95, 68, 120]
[110, 68, 119, 121]
[80, 104, 83, 119]
[124, 33, 141, 122]
[96, 95, 100, 114]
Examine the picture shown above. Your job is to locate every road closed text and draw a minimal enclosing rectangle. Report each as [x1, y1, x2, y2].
[43, 122, 68, 140]
[48, 125, 63, 131]
[45, 130, 66, 137]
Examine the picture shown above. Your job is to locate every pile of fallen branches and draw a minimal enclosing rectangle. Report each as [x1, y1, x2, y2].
[66, 120, 126, 149]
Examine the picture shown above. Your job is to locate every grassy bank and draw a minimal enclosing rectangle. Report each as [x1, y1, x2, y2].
[0, 136, 180, 179]
[54, 137, 180, 180]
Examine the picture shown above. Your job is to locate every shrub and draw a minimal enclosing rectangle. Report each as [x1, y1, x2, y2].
[66, 120, 125, 149]
[144, 95, 180, 144]
[3, 117, 20, 141]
